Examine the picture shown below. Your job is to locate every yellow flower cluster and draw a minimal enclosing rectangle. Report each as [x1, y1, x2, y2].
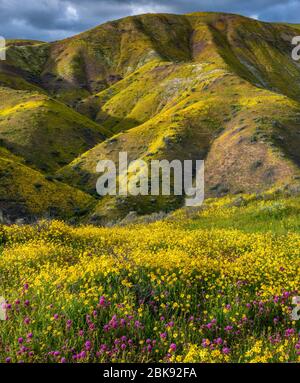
[0, 216, 299, 363]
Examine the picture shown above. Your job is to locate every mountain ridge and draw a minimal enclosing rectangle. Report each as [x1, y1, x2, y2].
[2, 11, 300, 223]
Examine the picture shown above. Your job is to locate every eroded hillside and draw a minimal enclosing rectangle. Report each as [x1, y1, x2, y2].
[1, 12, 300, 223]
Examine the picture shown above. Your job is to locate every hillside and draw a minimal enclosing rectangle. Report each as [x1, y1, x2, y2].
[2, 12, 300, 222]
[0, 87, 109, 172]
[0, 157, 95, 222]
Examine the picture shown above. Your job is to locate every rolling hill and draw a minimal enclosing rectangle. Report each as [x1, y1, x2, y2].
[2, 11, 300, 223]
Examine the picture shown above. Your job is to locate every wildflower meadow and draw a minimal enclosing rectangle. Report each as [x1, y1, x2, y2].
[0, 195, 299, 363]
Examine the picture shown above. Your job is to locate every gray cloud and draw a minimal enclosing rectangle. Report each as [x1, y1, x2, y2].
[0, 0, 300, 41]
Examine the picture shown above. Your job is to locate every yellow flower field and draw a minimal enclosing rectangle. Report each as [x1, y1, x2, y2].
[0, 196, 299, 363]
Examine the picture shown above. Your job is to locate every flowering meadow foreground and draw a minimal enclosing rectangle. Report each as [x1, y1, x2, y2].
[0, 194, 299, 363]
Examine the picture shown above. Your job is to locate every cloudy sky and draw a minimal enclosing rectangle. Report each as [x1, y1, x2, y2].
[1, 0, 300, 41]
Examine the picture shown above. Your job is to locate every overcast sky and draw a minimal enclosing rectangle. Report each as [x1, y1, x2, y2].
[1, 0, 300, 42]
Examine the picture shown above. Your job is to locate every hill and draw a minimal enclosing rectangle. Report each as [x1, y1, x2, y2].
[0, 87, 109, 173]
[0, 156, 95, 222]
[2, 12, 300, 221]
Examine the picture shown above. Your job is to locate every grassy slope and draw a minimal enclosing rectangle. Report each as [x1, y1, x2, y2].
[1, 14, 192, 106]
[42, 14, 192, 103]
[57, 13, 300, 220]
[172, 190, 300, 233]
[0, 87, 110, 172]
[0, 157, 95, 221]
[77, 14, 300, 123]
[6, 40, 45, 47]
